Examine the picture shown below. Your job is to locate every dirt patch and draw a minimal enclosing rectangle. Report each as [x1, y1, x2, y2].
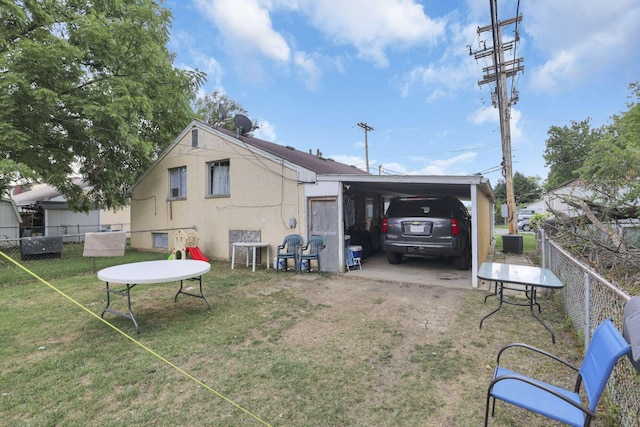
[284, 275, 468, 347]
[231, 268, 575, 425]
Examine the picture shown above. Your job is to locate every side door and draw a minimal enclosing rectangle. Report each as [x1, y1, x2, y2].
[308, 198, 339, 272]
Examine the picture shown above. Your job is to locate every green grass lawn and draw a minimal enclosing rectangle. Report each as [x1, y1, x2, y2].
[0, 249, 617, 426]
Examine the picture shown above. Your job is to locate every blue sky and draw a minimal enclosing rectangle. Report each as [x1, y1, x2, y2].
[166, 0, 640, 186]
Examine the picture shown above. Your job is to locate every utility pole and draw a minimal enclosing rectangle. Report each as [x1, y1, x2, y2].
[357, 122, 374, 173]
[471, 0, 523, 235]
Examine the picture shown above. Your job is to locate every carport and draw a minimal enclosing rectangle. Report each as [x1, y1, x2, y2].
[304, 175, 495, 288]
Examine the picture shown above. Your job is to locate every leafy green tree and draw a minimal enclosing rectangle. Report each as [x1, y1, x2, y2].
[0, 0, 204, 210]
[579, 82, 640, 216]
[543, 119, 601, 190]
[194, 90, 249, 130]
[492, 172, 541, 225]
[493, 172, 541, 206]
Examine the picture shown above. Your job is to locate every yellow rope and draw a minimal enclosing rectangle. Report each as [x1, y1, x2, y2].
[0, 251, 273, 427]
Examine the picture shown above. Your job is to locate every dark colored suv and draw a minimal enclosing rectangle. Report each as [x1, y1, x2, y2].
[381, 196, 471, 270]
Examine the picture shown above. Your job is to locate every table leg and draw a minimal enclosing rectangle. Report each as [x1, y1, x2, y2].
[245, 248, 250, 268]
[483, 280, 498, 303]
[101, 282, 140, 334]
[175, 275, 211, 309]
[231, 245, 236, 270]
[480, 282, 504, 329]
[266, 246, 270, 269]
[529, 288, 556, 344]
[252, 246, 257, 272]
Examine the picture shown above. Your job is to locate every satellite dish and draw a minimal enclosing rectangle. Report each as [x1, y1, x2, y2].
[233, 114, 253, 136]
[218, 103, 227, 122]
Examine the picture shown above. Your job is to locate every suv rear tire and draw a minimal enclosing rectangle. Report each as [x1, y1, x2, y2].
[386, 252, 402, 264]
[453, 245, 471, 270]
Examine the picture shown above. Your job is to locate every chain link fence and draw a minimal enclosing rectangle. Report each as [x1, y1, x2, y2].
[0, 226, 191, 287]
[540, 231, 640, 426]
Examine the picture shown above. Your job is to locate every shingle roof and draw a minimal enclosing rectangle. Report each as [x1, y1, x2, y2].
[215, 127, 369, 176]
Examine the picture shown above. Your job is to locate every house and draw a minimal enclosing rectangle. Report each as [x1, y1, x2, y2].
[11, 179, 130, 240]
[130, 120, 495, 283]
[0, 198, 22, 241]
[129, 120, 368, 271]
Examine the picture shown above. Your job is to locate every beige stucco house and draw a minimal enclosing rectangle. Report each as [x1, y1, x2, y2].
[129, 120, 369, 271]
[130, 119, 495, 283]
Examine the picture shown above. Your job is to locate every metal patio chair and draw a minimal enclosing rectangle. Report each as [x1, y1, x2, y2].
[484, 318, 631, 426]
[276, 234, 303, 272]
[300, 236, 325, 273]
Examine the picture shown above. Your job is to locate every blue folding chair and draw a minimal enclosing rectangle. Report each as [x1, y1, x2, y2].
[484, 318, 631, 427]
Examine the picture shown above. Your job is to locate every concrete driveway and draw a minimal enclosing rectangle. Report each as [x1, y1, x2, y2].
[344, 252, 473, 289]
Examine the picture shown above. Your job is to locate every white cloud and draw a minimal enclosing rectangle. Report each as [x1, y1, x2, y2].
[253, 119, 277, 141]
[293, 51, 322, 90]
[329, 154, 367, 170]
[189, 52, 225, 87]
[470, 106, 498, 125]
[395, 20, 480, 99]
[299, 0, 445, 68]
[194, 0, 291, 62]
[410, 152, 477, 175]
[195, 0, 446, 84]
[524, 0, 640, 91]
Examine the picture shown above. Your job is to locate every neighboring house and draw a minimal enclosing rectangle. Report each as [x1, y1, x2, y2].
[130, 120, 495, 280]
[11, 178, 130, 240]
[543, 180, 591, 219]
[518, 199, 545, 215]
[0, 198, 21, 241]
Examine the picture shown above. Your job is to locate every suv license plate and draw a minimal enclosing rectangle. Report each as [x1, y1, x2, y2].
[410, 224, 424, 233]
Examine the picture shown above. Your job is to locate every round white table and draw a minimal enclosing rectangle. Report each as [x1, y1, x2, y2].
[98, 260, 211, 333]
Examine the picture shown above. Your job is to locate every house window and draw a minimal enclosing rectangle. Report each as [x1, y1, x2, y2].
[191, 129, 198, 147]
[152, 232, 168, 249]
[207, 160, 230, 197]
[169, 166, 187, 199]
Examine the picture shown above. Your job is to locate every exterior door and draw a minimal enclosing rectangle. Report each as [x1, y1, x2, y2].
[308, 198, 339, 272]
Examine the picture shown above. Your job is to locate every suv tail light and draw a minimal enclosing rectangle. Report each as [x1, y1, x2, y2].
[451, 218, 459, 235]
[381, 217, 388, 233]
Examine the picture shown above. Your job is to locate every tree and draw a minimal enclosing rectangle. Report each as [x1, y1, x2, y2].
[194, 90, 249, 130]
[493, 172, 541, 206]
[578, 82, 640, 217]
[543, 119, 601, 190]
[0, 0, 205, 210]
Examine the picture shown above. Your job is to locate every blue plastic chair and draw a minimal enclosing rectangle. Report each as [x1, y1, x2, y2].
[484, 318, 631, 427]
[276, 234, 303, 272]
[300, 236, 325, 273]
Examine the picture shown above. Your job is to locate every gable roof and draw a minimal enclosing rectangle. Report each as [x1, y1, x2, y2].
[12, 177, 89, 206]
[214, 126, 369, 175]
[132, 120, 369, 191]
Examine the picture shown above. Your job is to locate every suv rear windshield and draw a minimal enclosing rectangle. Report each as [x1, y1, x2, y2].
[386, 198, 452, 218]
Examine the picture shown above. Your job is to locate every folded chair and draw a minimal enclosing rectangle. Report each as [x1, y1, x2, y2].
[300, 236, 325, 273]
[276, 234, 303, 272]
[345, 246, 361, 271]
[484, 318, 631, 427]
